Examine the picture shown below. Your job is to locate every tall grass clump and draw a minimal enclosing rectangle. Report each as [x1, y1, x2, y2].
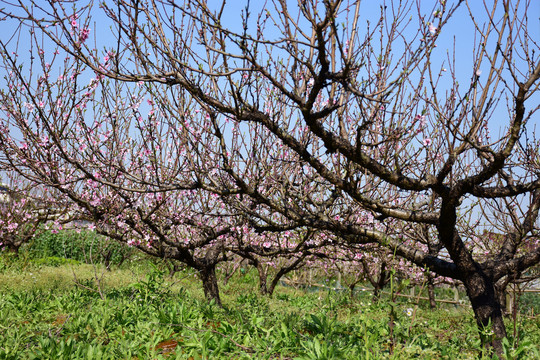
[23, 229, 134, 268]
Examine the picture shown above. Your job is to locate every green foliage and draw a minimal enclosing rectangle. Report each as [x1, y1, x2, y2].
[30, 256, 81, 267]
[21, 229, 133, 267]
[128, 262, 170, 304]
[0, 262, 539, 359]
[501, 337, 539, 360]
[520, 292, 540, 315]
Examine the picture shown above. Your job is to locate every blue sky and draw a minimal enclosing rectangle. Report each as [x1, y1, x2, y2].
[1, 0, 538, 152]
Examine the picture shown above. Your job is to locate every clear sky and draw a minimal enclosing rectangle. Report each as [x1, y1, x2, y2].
[74, 1, 540, 134]
[0, 0, 538, 151]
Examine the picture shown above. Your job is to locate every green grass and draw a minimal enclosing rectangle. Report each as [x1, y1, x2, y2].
[1, 257, 539, 359]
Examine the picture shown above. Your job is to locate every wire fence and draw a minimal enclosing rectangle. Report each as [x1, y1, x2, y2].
[279, 277, 540, 314]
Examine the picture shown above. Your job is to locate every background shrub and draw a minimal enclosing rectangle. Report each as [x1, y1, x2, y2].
[23, 230, 134, 268]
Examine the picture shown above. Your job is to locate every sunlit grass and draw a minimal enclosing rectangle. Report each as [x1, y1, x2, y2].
[1, 262, 136, 292]
[0, 255, 539, 359]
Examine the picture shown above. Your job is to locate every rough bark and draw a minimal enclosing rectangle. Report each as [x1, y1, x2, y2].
[267, 265, 298, 296]
[495, 277, 511, 316]
[5, 243, 21, 254]
[199, 264, 222, 307]
[426, 273, 437, 309]
[462, 271, 507, 355]
[362, 259, 389, 301]
[2, 234, 23, 255]
[256, 262, 270, 295]
[255, 262, 290, 296]
[439, 201, 507, 356]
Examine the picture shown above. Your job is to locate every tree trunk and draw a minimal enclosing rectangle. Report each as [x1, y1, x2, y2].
[372, 286, 381, 301]
[264, 255, 308, 296]
[426, 273, 437, 309]
[251, 260, 270, 295]
[374, 265, 389, 301]
[222, 260, 243, 286]
[372, 271, 388, 301]
[258, 271, 269, 295]
[166, 260, 182, 278]
[462, 271, 507, 356]
[199, 265, 222, 307]
[349, 283, 356, 299]
[267, 268, 288, 296]
[268, 274, 283, 296]
[362, 259, 388, 301]
[4, 243, 20, 255]
[439, 203, 507, 356]
[495, 277, 511, 316]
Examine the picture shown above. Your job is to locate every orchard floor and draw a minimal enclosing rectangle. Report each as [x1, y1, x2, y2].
[0, 258, 539, 359]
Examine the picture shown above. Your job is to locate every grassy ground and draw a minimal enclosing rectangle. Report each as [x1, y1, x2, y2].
[1, 255, 539, 360]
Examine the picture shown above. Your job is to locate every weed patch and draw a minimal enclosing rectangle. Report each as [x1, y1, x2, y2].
[0, 261, 538, 359]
